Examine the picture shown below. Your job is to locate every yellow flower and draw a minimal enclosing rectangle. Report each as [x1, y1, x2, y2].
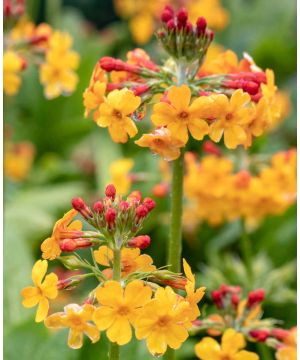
[93, 280, 152, 345]
[94, 246, 156, 278]
[183, 259, 205, 321]
[135, 127, 185, 161]
[195, 328, 259, 360]
[83, 62, 107, 119]
[96, 89, 141, 143]
[41, 209, 82, 260]
[21, 260, 58, 322]
[209, 90, 253, 149]
[3, 51, 24, 96]
[39, 31, 79, 99]
[261, 69, 277, 100]
[151, 85, 210, 144]
[109, 158, 134, 195]
[276, 327, 297, 360]
[45, 304, 100, 349]
[135, 286, 190, 356]
[9, 16, 35, 41]
[187, 0, 229, 31]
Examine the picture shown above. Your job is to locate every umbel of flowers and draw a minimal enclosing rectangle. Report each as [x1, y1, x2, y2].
[3, 12, 79, 98]
[21, 184, 206, 358]
[191, 285, 297, 360]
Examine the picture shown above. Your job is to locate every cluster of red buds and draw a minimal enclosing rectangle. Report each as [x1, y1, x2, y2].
[157, 5, 214, 62]
[211, 284, 242, 309]
[4, 0, 24, 18]
[72, 184, 156, 249]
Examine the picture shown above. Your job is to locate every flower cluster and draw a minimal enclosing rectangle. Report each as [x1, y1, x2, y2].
[3, 15, 79, 98]
[183, 148, 296, 227]
[83, 5, 285, 157]
[192, 284, 296, 360]
[113, 0, 228, 44]
[21, 184, 205, 355]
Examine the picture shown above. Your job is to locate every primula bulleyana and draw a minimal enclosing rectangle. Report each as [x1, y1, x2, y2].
[109, 158, 134, 195]
[195, 328, 259, 360]
[3, 50, 24, 95]
[94, 245, 156, 278]
[151, 85, 210, 144]
[276, 327, 297, 360]
[21, 260, 58, 322]
[45, 304, 100, 349]
[135, 127, 185, 161]
[93, 280, 152, 345]
[135, 286, 190, 356]
[41, 209, 82, 260]
[96, 89, 141, 143]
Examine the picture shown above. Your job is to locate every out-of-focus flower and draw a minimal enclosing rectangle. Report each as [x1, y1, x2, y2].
[21, 260, 58, 322]
[45, 304, 100, 349]
[93, 280, 152, 345]
[195, 328, 259, 359]
[276, 327, 297, 360]
[3, 50, 25, 95]
[4, 140, 35, 181]
[109, 158, 134, 195]
[39, 31, 79, 99]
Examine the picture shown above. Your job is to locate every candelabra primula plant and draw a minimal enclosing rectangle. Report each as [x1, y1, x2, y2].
[3, 9, 79, 98]
[21, 184, 206, 357]
[192, 285, 297, 360]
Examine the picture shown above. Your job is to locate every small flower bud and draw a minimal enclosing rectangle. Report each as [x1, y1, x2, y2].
[128, 235, 151, 249]
[127, 190, 142, 204]
[185, 21, 193, 34]
[105, 207, 116, 228]
[270, 328, 290, 341]
[136, 205, 149, 220]
[231, 294, 240, 308]
[163, 278, 187, 290]
[211, 290, 223, 308]
[246, 288, 265, 308]
[176, 7, 188, 26]
[167, 19, 176, 31]
[152, 183, 169, 198]
[249, 329, 270, 342]
[203, 141, 222, 156]
[93, 201, 104, 213]
[196, 16, 207, 34]
[235, 170, 251, 188]
[71, 197, 92, 219]
[105, 184, 116, 201]
[161, 6, 174, 23]
[58, 255, 85, 270]
[119, 200, 130, 212]
[60, 239, 92, 252]
[143, 197, 156, 211]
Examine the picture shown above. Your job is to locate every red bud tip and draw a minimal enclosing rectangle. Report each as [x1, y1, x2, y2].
[136, 205, 149, 220]
[167, 19, 176, 31]
[249, 329, 270, 342]
[72, 197, 86, 211]
[105, 208, 116, 227]
[161, 7, 174, 23]
[128, 235, 151, 249]
[270, 329, 290, 341]
[93, 201, 104, 213]
[105, 184, 116, 200]
[127, 190, 142, 204]
[203, 140, 222, 156]
[119, 201, 130, 212]
[143, 197, 156, 211]
[196, 17, 207, 34]
[176, 7, 188, 25]
[231, 294, 240, 308]
[220, 284, 241, 295]
[163, 278, 187, 290]
[247, 288, 265, 308]
[185, 21, 193, 34]
[235, 170, 251, 188]
[211, 290, 223, 308]
[29, 34, 49, 46]
[152, 183, 169, 198]
[57, 278, 72, 290]
[60, 239, 92, 252]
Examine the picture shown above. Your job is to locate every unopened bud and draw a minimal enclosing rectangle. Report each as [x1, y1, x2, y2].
[60, 238, 92, 252]
[176, 7, 188, 26]
[128, 235, 151, 249]
[231, 294, 240, 308]
[167, 19, 176, 31]
[152, 183, 169, 198]
[203, 141, 222, 156]
[196, 17, 207, 35]
[58, 255, 85, 270]
[249, 329, 270, 342]
[211, 290, 223, 308]
[161, 6, 174, 23]
[247, 288, 265, 308]
[72, 197, 92, 219]
[105, 207, 116, 228]
[270, 328, 290, 341]
[127, 190, 142, 204]
[143, 197, 156, 211]
[105, 184, 116, 201]
[136, 205, 149, 220]
[93, 201, 104, 213]
[119, 200, 130, 212]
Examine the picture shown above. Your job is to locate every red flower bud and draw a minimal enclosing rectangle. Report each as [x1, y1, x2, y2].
[246, 288, 265, 308]
[152, 183, 169, 198]
[235, 170, 251, 188]
[132, 84, 149, 96]
[136, 205, 149, 220]
[119, 200, 130, 212]
[60, 238, 92, 252]
[167, 19, 176, 31]
[196, 16, 207, 34]
[161, 7, 174, 23]
[203, 141, 222, 156]
[176, 7, 188, 26]
[105, 208, 116, 228]
[270, 328, 290, 341]
[163, 278, 187, 290]
[249, 329, 270, 342]
[93, 201, 104, 213]
[185, 21, 193, 34]
[143, 197, 156, 211]
[231, 294, 240, 308]
[29, 34, 49, 46]
[211, 290, 223, 308]
[128, 235, 151, 249]
[105, 184, 116, 201]
[72, 197, 92, 219]
[127, 190, 142, 204]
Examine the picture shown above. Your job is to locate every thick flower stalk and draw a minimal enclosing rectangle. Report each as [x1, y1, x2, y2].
[21, 184, 206, 359]
[3, 13, 79, 98]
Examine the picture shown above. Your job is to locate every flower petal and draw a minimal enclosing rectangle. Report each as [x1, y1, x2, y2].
[68, 329, 83, 349]
[221, 328, 245, 354]
[167, 85, 191, 111]
[106, 317, 132, 345]
[93, 306, 115, 330]
[195, 337, 221, 359]
[35, 297, 49, 322]
[21, 287, 40, 308]
[32, 260, 48, 287]
[95, 281, 123, 307]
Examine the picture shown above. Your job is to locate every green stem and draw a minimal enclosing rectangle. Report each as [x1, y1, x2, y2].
[109, 248, 121, 360]
[164, 60, 186, 360]
[240, 221, 253, 288]
[257, 342, 273, 360]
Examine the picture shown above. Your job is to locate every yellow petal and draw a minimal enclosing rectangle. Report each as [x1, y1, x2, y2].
[44, 312, 66, 328]
[124, 117, 138, 138]
[35, 297, 49, 322]
[21, 287, 40, 308]
[209, 121, 224, 142]
[146, 331, 167, 356]
[41, 273, 58, 299]
[221, 329, 245, 354]
[93, 306, 115, 330]
[233, 350, 259, 360]
[94, 246, 113, 266]
[167, 85, 191, 111]
[124, 280, 152, 308]
[84, 324, 100, 343]
[106, 317, 132, 345]
[224, 126, 247, 149]
[195, 337, 221, 359]
[67, 219, 82, 231]
[168, 122, 188, 144]
[188, 119, 209, 140]
[32, 260, 48, 286]
[151, 102, 177, 126]
[166, 324, 189, 349]
[95, 281, 123, 306]
[68, 328, 83, 349]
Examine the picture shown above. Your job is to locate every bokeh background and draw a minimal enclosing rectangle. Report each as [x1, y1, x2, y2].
[4, 0, 296, 359]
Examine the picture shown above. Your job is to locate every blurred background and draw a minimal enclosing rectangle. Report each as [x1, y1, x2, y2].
[4, 0, 296, 359]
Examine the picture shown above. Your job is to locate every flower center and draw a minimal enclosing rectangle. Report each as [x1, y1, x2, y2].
[117, 305, 130, 316]
[113, 109, 123, 119]
[153, 138, 164, 146]
[178, 111, 189, 120]
[157, 315, 170, 328]
[221, 356, 232, 360]
[225, 113, 233, 121]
